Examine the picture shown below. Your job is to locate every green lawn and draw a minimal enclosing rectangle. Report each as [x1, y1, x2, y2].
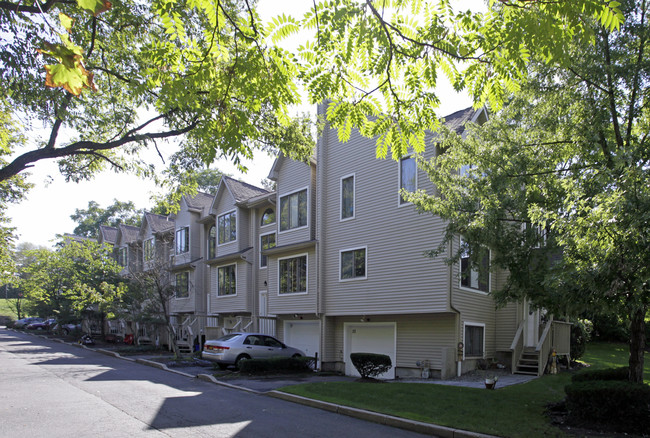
[280, 343, 648, 438]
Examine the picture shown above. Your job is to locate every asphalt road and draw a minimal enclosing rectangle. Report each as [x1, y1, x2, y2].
[0, 329, 428, 438]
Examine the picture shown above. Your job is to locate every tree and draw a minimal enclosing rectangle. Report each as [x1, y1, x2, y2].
[71, 199, 143, 238]
[123, 256, 182, 357]
[19, 238, 125, 322]
[1, 0, 313, 184]
[407, 0, 649, 383]
[150, 167, 228, 215]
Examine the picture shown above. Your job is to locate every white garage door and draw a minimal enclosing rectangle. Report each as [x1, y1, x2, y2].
[284, 321, 320, 358]
[345, 323, 396, 379]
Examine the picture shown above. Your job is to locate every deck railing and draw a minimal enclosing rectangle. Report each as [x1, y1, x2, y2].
[510, 322, 524, 373]
[535, 320, 572, 375]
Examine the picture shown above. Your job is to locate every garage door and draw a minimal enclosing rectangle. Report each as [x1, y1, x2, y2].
[344, 323, 396, 379]
[284, 321, 320, 358]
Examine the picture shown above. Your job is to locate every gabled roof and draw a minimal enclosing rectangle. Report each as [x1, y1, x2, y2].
[184, 191, 214, 211]
[117, 224, 140, 244]
[222, 176, 270, 203]
[98, 225, 118, 245]
[143, 212, 175, 234]
[441, 107, 486, 134]
[268, 153, 317, 182]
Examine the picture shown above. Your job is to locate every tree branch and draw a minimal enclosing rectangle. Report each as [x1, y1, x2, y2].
[0, 0, 69, 14]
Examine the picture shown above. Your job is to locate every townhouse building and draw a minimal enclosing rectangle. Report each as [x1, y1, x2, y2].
[106, 105, 570, 378]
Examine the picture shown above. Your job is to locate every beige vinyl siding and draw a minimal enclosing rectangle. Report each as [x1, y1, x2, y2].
[319, 126, 450, 315]
[496, 302, 520, 351]
[209, 261, 250, 314]
[326, 314, 456, 370]
[267, 247, 318, 314]
[276, 160, 312, 246]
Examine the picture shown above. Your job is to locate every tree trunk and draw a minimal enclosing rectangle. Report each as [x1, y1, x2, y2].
[628, 306, 646, 384]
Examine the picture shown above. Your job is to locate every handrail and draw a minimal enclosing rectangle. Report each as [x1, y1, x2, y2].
[510, 322, 524, 374]
[536, 321, 553, 376]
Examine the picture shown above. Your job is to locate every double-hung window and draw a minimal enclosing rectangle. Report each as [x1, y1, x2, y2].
[117, 247, 127, 267]
[340, 247, 366, 280]
[279, 255, 307, 294]
[260, 233, 276, 268]
[217, 264, 236, 296]
[175, 227, 189, 254]
[143, 238, 155, 262]
[459, 237, 490, 292]
[464, 323, 485, 358]
[399, 156, 416, 204]
[279, 189, 307, 231]
[341, 175, 355, 220]
[218, 210, 236, 244]
[175, 272, 189, 298]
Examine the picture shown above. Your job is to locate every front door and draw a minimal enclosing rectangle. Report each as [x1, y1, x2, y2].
[524, 300, 540, 347]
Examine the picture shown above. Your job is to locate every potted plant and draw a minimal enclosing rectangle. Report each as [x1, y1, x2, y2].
[484, 374, 498, 389]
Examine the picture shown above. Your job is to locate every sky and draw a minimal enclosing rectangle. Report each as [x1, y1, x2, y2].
[6, 1, 475, 249]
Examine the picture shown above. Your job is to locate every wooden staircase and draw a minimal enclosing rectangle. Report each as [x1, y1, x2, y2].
[514, 348, 540, 375]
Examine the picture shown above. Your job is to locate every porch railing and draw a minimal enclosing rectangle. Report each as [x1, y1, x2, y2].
[510, 322, 524, 373]
[535, 320, 572, 375]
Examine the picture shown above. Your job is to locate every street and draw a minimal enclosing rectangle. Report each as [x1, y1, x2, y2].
[0, 329, 427, 437]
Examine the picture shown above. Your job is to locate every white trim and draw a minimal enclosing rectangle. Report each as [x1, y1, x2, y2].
[463, 321, 486, 359]
[339, 246, 368, 282]
[339, 173, 356, 221]
[217, 209, 237, 247]
[216, 262, 237, 297]
[277, 252, 309, 295]
[143, 237, 155, 262]
[398, 155, 417, 207]
[278, 186, 309, 234]
[259, 231, 276, 269]
[260, 207, 276, 227]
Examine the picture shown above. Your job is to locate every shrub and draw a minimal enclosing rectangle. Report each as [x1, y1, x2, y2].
[238, 356, 314, 374]
[591, 313, 629, 342]
[571, 366, 629, 382]
[350, 352, 392, 379]
[565, 380, 650, 434]
[569, 319, 592, 360]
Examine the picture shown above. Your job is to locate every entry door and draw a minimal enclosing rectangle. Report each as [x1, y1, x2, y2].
[524, 300, 539, 347]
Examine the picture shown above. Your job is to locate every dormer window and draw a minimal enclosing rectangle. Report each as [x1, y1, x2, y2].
[261, 208, 275, 226]
[218, 210, 236, 245]
[279, 188, 307, 232]
[143, 238, 155, 262]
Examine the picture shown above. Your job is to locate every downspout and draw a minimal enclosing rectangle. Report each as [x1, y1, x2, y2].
[316, 101, 327, 370]
[251, 208, 258, 332]
[448, 235, 462, 377]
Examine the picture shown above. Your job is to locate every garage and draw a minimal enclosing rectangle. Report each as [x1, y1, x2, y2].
[284, 321, 320, 358]
[344, 323, 396, 379]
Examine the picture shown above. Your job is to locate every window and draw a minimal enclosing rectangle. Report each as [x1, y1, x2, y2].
[117, 247, 127, 267]
[217, 264, 236, 296]
[175, 272, 189, 298]
[143, 238, 155, 262]
[460, 237, 490, 292]
[260, 233, 276, 268]
[261, 208, 275, 226]
[464, 323, 485, 358]
[340, 247, 366, 280]
[399, 156, 416, 204]
[341, 175, 355, 220]
[279, 255, 307, 294]
[207, 226, 216, 259]
[218, 210, 236, 244]
[175, 227, 189, 254]
[279, 189, 307, 231]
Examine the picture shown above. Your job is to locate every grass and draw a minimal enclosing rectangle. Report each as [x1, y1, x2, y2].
[280, 343, 648, 438]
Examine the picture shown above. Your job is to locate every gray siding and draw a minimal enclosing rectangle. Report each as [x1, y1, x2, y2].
[276, 159, 312, 246]
[209, 260, 250, 314]
[214, 190, 239, 256]
[267, 247, 318, 314]
[319, 125, 450, 315]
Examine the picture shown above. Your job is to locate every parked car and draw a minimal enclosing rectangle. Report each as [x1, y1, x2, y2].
[51, 322, 82, 336]
[26, 318, 56, 330]
[13, 317, 44, 329]
[202, 332, 305, 370]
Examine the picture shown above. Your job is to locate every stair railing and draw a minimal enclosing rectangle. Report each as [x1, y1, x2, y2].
[510, 322, 524, 373]
[535, 320, 553, 376]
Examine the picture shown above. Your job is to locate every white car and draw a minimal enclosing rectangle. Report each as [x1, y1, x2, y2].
[202, 333, 305, 370]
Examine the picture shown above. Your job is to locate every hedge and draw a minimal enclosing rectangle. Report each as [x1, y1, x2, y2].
[238, 356, 315, 374]
[571, 366, 629, 382]
[350, 352, 392, 379]
[565, 380, 650, 434]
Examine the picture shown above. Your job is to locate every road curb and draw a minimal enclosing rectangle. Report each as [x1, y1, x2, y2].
[134, 358, 195, 378]
[267, 391, 499, 438]
[197, 374, 262, 394]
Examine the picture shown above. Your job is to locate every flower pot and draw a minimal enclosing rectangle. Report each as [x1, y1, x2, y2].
[485, 379, 496, 389]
